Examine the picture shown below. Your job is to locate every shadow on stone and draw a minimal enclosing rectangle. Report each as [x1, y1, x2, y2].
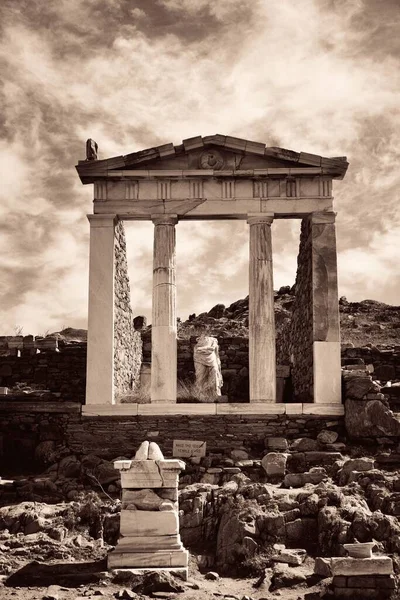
[5, 558, 107, 587]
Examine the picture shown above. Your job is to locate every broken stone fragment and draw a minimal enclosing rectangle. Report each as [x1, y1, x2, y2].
[148, 442, 164, 460]
[134, 441, 149, 460]
[159, 500, 175, 511]
[317, 430, 339, 445]
[261, 452, 287, 477]
[123, 489, 164, 511]
[272, 548, 306, 566]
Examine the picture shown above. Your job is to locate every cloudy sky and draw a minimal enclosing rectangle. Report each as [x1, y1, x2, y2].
[1, 0, 399, 334]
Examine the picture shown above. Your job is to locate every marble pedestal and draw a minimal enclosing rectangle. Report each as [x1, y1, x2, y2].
[108, 458, 188, 574]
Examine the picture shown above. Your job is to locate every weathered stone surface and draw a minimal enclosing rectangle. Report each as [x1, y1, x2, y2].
[248, 215, 276, 403]
[331, 557, 393, 576]
[284, 469, 327, 488]
[261, 452, 287, 477]
[193, 335, 223, 400]
[343, 371, 377, 399]
[122, 489, 164, 511]
[314, 556, 331, 577]
[265, 437, 289, 451]
[290, 437, 318, 452]
[148, 442, 164, 460]
[317, 430, 338, 445]
[272, 548, 306, 566]
[345, 399, 400, 438]
[151, 216, 177, 402]
[134, 441, 149, 460]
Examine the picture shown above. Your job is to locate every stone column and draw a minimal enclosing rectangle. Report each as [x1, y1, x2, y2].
[86, 214, 117, 406]
[311, 212, 341, 403]
[247, 214, 276, 402]
[151, 215, 178, 402]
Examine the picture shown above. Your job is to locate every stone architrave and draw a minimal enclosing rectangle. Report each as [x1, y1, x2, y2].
[311, 212, 341, 404]
[86, 214, 117, 406]
[247, 214, 276, 402]
[108, 442, 188, 575]
[151, 215, 178, 402]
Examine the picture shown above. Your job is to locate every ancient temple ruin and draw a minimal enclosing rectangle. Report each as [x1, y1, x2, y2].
[76, 135, 348, 413]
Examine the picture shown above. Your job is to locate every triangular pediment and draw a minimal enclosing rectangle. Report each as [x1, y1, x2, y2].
[76, 134, 348, 183]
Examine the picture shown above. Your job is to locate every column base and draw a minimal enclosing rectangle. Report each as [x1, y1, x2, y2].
[108, 547, 189, 569]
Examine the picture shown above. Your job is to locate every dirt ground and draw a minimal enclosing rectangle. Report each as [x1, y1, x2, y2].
[0, 555, 326, 600]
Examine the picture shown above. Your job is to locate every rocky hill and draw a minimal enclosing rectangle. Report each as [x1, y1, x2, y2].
[52, 289, 400, 348]
[177, 287, 400, 347]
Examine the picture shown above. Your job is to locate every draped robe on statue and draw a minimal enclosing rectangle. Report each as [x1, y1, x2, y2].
[193, 335, 223, 400]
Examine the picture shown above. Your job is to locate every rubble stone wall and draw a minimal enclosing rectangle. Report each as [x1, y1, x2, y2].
[280, 218, 314, 401]
[65, 413, 345, 459]
[0, 345, 87, 401]
[0, 398, 345, 470]
[113, 221, 142, 396]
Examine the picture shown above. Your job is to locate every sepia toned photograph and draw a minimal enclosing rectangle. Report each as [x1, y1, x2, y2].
[0, 1, 399, 598]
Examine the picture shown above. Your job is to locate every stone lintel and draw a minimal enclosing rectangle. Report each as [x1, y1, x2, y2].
[93, 197, 334, 220]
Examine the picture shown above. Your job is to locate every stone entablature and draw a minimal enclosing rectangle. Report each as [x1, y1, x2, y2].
[76, 134, 348, 410]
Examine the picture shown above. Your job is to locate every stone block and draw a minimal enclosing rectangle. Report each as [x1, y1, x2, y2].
[347, 575, 377, 588]
[330, 557, 393, 576]
[376, 575, 396, 589]
[108, 548, 189, 568]
[261, 452, 287, 477]
[265, 437, 289, 451]
[332, 576, 347, 587]
[314, 556, 331, 577]
[115, 534, 182, 551]
[333, 588, 380, 599]
[120, 510, 179, 537]
[272, 548, 306, 566]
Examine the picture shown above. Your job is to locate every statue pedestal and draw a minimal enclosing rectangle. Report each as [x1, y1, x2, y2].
[108, 458, 188, 576]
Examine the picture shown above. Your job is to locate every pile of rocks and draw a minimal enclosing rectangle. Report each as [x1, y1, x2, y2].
[331, 554, 395, 599]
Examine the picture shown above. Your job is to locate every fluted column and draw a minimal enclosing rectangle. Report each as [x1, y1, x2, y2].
[151, 215, 178, 402]
[86, 214, 117, 406]
[247, 214, 276, 403]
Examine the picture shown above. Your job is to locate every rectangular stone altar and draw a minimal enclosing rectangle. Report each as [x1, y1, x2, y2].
[108, 456, 188, 574]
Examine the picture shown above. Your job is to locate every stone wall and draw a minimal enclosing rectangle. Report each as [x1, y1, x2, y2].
[66, 413, 345, 459]
[0, 398, 345, 471]
[0, 398, 81, 473]
[113, 221, 142, 396]
[0, 342, 87, 401]
[278, 217, 314, 401]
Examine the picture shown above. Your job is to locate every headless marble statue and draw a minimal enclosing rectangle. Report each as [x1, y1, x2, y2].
[193, 334, 223, 401]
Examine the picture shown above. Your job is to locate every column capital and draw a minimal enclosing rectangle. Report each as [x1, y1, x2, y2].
[247, 212, 274, 226]
[87, 214, 117, 228]
[311, 211, 336, 224]
[151, 214, 178, 226]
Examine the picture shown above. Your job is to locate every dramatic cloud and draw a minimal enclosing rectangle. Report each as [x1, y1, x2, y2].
[0, 0, 399, 333]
